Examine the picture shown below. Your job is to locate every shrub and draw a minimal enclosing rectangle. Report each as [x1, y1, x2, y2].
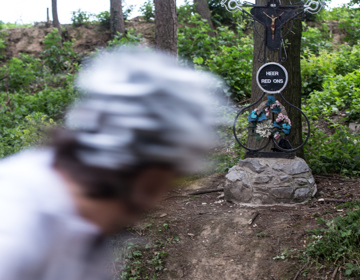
[305, 204, 360, 276]
[0, 54, 42, 93]
[305, 125, 360, 175]
[96, 11, 111, 29]
[42, 29, 77, 74]
[123, 4, 135, 20]
[139, 0, 155, 21]
[0, 29, 7, 60]
[305, 69, 360, 121]
[301, 50, 336, 96]
[177, 0, 195, 23]
[107, 29, 144, 48]
[301, 23, 332, 55]
[208, 0, 250, 28]
[339, 9, 360, 45]
[14, 113, 56, 152]
[179, 14, 253, 100]
[71, 9, 94, 27]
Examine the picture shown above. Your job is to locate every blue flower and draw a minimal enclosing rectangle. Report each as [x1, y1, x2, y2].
[266, 96, 276, 106]
[248, 110, 258, 122]
[257, 112, 267, 122]
[273, 121, 282, 129]
[281, 123, 291, 135]
[271, 106, 281, 113]
[282, 123, 291, 130]
[282, 129, 291, 135]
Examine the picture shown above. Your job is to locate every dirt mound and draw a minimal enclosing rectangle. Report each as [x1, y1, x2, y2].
[3, 17, 155, 59]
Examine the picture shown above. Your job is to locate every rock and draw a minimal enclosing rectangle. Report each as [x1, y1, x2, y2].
[226, 168, 247, 182]
[254, 176, 271, 184]
[295, 178, 308, 186]
[294, 188, 310, 201]
[224, 157, 316, 205]
[280, 175, 290, 182]
[272, 158, 310, 175]
[238, 158, 266, 173]
[224, 181, 252, 203]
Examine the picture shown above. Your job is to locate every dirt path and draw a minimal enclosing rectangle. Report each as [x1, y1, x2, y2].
[116, 174, 360, 280]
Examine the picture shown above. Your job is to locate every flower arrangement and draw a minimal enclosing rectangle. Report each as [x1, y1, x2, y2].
[247, 96, 292, 141]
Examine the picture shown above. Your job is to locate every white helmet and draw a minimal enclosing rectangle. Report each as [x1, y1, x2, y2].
[66, 47, 219, 172]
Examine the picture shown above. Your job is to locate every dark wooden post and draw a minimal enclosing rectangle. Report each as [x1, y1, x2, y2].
[247, 0, 303, 157]
[194, 0, 215, 30]
[154, 0, 178, 57]
[110, 0, 126, 38]
[52, 0, 61, 36]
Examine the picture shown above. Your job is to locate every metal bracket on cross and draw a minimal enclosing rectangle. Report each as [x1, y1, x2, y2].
[221, 0, 324, 62]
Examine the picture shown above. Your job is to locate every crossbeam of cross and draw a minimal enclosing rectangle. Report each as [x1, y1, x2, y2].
[221, 0, 324, 62]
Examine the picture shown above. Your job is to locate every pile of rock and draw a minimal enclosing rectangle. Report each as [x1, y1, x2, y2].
[225, 157, 316, 205]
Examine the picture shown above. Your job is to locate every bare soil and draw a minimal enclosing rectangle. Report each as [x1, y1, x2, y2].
[122, 173, 360, 280]
[3, 17, 155, 60]
[3, 18, 345, 61]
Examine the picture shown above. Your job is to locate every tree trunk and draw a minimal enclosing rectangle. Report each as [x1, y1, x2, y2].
[154, 0, 178, 57]
[247, 0, 303, 158]
[110, 0, 125, 38]
[194, 0, 215, 30]
[52, 0, 61, 36]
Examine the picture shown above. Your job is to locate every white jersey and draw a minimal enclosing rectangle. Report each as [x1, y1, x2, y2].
[0, 149, 108, 280]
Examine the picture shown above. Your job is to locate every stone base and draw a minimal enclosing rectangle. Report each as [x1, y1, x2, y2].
[224, 157, 316, 205]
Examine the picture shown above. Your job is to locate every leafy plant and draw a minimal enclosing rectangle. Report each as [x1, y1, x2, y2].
[178, 14, 253, 100]
[305, 204, 360, 276]
[0, 30, 7, 60]
[71, 9, 94, 27]
[0, 54, 41, 93]
[96, 11, 111, 29]
[107, 29, 144, 48]
[301, 22, 332, 55]
[177, 0, 195, 23]
[273, 248, 293, 260]
[42, 28, 77, 74]
[139, 0, 155, 21]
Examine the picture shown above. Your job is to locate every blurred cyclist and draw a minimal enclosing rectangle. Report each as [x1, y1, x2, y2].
[0, 48, 218, 280]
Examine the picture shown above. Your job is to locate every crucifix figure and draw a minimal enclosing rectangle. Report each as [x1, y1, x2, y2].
[221, 0, 325, 62]
[263, 12, 284, 40]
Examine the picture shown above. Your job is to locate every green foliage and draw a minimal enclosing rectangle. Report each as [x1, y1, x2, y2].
[301, 23, 332, 55]
[123, 4, 135, 21]
[320, 7, 360, 45]
[339, 9, 360, 45]
[178, 14, 253, 100]
[0, 22, 33, 29]
[0, 82, 76, 157]
[112, 239, 169, 280]
[139, 0, 155, 21]
[305, 204, 360, 275]
[177, 0, 195, 23]
[301, 44, 360, 96]
[13, 113, 56, 151]
[0, 49, 76, 157]
[96, 11, 111, 29]
[205, 39, 253, 100]
[305, 69, 360, 122]
[0, 30, 8, 60]
[208, 0, 251, 28]
[305, 126, 360, 175]
[71, 9, 94, 27]
[0, 54, 41, 92]
[95, 4, 133, 30]
[42, 29, 77, 74]
[107, 29, 144, 48]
